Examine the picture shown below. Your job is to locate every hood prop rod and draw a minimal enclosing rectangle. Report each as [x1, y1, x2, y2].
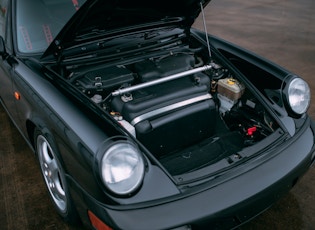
[200, 1, 212, 58]
[112, 64, 213, 96]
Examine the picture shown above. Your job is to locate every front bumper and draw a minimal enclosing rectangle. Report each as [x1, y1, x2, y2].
[71, 120, 315, 230]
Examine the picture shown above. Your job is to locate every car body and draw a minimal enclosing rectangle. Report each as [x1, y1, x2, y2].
[0, 0, 314, 229]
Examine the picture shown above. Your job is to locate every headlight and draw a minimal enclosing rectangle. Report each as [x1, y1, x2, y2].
[100, 142, 145, 195]
[286, 78, 310, 115]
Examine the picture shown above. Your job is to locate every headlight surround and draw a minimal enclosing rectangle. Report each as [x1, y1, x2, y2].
[100, 141, 145, 196]
[285, 77, 311, 116]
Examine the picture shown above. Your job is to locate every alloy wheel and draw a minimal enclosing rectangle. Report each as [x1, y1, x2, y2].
[36, 135, 67, 213]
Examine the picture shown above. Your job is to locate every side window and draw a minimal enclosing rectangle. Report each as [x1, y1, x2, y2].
[0, 0, 8, 38]
[16, 0, 87, 53]
[4, 0, 11, 51]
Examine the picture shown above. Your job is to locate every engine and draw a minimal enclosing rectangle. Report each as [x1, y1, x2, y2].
[71, 52, 277, 164]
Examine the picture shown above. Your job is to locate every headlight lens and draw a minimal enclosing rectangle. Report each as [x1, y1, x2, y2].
[100, 142, 144, 195]
[287, 78, 310, 115]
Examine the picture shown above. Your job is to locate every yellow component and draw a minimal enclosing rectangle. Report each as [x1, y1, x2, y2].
[227, 78, 236, 85]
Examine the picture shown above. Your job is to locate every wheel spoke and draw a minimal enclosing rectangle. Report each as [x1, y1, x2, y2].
[47, 158, 59, 175]
[51, 168, 66, 197]
[42, 142, 53, 164]
[50, 178, 66, 201]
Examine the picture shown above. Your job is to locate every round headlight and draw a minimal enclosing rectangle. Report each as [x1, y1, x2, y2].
[287, 78, 310, 115]
[100, 142, 144, 195]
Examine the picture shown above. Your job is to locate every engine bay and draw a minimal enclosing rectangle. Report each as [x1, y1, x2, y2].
[66, 44, 278, 176]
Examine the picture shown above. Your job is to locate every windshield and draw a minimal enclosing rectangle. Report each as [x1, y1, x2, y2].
[16, 0, 86, 53]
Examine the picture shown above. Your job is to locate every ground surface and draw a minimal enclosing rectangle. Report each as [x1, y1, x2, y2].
[1, 0, 315, 229]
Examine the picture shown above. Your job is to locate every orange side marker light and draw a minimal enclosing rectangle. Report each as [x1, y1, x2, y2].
[14, 92, 21, 100]
[88, 210, 113, 230]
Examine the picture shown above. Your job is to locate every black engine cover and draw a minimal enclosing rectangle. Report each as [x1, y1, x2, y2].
[111, 73, 215, 156]
[135, 99, 216, 156]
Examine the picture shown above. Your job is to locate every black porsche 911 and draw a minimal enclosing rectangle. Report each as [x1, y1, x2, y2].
[0, 0, 314, 229]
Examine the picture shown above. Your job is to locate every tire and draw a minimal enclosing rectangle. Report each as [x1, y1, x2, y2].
[34, 128, 80, 224]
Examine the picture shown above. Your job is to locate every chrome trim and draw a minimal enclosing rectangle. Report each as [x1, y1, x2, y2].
[112, 65, 213, 96]
[130, 94, 212, 126]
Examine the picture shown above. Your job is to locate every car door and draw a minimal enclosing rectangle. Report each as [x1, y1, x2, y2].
[0, 0, 32, 138]
[0, 0, 18, 119]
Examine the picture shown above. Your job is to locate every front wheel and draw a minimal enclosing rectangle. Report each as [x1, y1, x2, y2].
[34, 129, 79, 224]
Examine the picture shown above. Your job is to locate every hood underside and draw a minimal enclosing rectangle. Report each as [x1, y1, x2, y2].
[41, 0, 211, 60]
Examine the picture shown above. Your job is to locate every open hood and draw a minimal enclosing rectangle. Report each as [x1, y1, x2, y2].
[41, 0, 211, 60]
